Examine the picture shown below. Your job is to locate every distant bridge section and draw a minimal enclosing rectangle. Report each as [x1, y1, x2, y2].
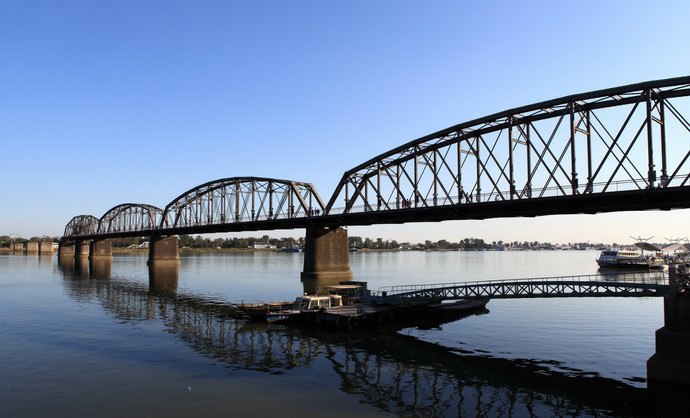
[61, 177, 326, 241]
[64, 215, 99, 237]
[325, 76, 690, 224]
[158, 177, 326, 235]
[98, 203, 163, 235]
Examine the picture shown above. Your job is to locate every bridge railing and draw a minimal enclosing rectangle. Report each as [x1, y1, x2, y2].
[376, 271, 668, 298]
[327, 176, 687, 215]
[167, 209, 328, 228]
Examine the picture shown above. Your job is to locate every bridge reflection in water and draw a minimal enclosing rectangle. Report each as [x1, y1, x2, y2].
[57, 257, 657, 416]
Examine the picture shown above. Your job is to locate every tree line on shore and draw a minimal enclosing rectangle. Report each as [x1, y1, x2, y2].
[0, 234, 608, 251]
[103, 235, 607, 251]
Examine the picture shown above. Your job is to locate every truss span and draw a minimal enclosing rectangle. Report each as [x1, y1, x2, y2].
[326, 75, 690, 217]
[161, 177, 325, 229]
[98, 203, 163, 234]
[64, 215, 100, 238]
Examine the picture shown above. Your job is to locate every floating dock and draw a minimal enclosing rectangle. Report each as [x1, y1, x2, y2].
[299, 299, 488, 329]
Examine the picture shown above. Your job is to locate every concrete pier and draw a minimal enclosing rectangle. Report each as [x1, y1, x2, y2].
[647, 266, 690, 409]
[25, 242, 39, 254]
[75, 241, 90, 257]
[58, 242, 76, 258]
[39, 241, 54, 254]
[89, 239, 112, 259]
[12, 242, 24, 252]
[301, 226, 353, 282]
[148, 235, 180, 266]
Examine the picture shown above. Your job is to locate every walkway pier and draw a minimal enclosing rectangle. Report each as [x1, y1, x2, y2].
[375, 272, 669, 302]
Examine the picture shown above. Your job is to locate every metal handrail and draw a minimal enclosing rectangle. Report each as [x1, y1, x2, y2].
[377, 271, 668, 297]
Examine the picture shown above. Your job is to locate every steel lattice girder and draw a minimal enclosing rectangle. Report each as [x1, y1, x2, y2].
[63, 215, 100, 238]
[98, 203, 163, 234]
[326, 75, 690, 214]
[160, 177, 325, 229]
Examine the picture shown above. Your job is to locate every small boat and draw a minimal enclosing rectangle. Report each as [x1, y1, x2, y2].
[282, 246, 302, 253]
[236, 301, 293, 318]
[427, 298, 489, 314]
[266, 294, 343, 324]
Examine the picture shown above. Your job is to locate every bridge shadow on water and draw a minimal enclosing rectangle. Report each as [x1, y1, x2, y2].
[58, 256, 677, 417]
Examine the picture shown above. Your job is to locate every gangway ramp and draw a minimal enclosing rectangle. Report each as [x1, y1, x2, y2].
[376, 272, 668, 302]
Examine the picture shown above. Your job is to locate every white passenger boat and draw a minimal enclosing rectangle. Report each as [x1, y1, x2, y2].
[596, 239, 664, 269]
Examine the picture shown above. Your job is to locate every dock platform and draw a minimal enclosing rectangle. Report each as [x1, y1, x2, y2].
[300, 299, 487, 329]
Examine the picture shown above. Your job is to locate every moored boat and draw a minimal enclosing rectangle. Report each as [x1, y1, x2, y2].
[266, 294, 344, 324]
[236, 301, 293, 318]
[596, 237, 665, 269]
[426, 298, 489, 314]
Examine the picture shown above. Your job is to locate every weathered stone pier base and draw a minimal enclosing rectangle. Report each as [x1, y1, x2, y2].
[148, 235, 180, 267]
[39, 241, 54, 254]
[89, 239, 112, 259]
[58, 242, 76, 258]
[25, 242, 39, 254]
[301, 226, 353, 283]
[12, 242, 24, 252]
[75, 241, 90, 257]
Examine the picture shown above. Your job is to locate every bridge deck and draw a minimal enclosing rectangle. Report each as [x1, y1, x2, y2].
[375, 272, 669, 302]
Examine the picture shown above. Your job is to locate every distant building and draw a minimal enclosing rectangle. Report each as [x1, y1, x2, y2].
[252, 242, 274, 249]
[127, 242, 149, 249]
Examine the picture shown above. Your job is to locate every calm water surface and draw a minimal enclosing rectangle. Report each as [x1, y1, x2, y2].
[0, 250, 666, 416]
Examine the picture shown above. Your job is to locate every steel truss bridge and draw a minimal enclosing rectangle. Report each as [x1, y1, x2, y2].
[377, 272, 669, 302]
[62, 76, 690, 240]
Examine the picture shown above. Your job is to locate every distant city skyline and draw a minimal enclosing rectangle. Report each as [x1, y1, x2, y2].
[2, 1, 689, 243]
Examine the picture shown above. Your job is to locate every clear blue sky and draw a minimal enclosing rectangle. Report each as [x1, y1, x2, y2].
[2, 1, 689, 244]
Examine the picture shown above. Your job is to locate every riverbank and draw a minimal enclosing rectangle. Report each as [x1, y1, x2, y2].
[111, 247, 283, 254]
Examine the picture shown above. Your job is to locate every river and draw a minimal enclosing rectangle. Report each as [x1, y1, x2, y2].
[0, 250, 667, 416]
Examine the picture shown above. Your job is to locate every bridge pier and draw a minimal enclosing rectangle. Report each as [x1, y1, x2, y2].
[148, 235, 180, 266]
[12, 242, 24, 252]
[39, 241, 54, 254]
[647, 266, 690, 407]
[25, 242, 39, 254]
[301, 226, 353, 283]
[75, 241, 90, 257]
[89, 239, 112, 260]
[58, 242, 76, 258]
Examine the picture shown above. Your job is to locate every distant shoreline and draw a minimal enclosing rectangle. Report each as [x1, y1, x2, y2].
[0, 247, 602, 254]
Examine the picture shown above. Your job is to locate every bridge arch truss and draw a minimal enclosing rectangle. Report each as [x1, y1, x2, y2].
[98, 203, 163, 234]
[161, 177, 325, 230]
[326, 76, 690, 216]
[63, 215, 100, 238]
